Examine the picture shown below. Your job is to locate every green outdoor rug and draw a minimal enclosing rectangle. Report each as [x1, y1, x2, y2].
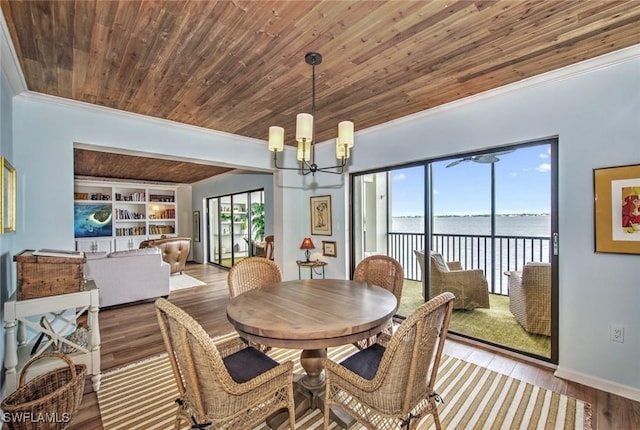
[399, 281, 551, 357]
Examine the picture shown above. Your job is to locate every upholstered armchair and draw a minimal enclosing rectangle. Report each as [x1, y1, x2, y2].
[507, 262, 551, 336]
[139, 237, 191, 274]
[415, 250, 490, 310]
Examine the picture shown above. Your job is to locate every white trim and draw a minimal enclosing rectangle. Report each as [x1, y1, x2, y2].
[16, 90, 267, 147]
[555, 365, 640, 402]
[0, 8, 28, 95]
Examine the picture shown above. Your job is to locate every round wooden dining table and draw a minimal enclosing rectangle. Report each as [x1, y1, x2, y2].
[226, 278, 397, 427]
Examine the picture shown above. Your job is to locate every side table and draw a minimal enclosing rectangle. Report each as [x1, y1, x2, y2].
[296, 260, 328, 279]
[4, 280, 101, 395]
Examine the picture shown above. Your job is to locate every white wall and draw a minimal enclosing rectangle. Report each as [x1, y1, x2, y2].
[9, 94, 277, 253]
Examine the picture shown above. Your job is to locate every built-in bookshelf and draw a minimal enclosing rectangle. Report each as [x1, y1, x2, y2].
[74, 179, 179, 252]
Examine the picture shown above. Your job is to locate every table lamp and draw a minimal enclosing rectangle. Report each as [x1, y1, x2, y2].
[299, 237, 315, 262]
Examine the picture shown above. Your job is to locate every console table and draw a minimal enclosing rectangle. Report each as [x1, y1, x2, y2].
[3, 281, 101, 395]
[296, 260, 327, 279]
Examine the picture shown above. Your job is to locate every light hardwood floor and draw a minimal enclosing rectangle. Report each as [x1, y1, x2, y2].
[69, 262, 640, 429]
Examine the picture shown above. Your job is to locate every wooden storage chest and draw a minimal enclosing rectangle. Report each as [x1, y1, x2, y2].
[14, 250, 86, 300]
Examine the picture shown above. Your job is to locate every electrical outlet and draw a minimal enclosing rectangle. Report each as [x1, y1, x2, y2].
[609, 323, 625, 343]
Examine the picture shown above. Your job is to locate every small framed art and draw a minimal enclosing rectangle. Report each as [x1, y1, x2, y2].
[322, 240, 337, 257]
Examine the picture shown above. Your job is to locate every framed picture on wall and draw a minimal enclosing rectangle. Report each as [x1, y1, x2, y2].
[193, 211, 201, 242]
[1, 157, 16, 234]
[310, 195, 332, 236]
[594, 163, 640, 254]
[322, 240, 337, 257]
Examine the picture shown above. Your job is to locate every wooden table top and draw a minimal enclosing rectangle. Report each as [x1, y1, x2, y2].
[226, 279, 397, 350]
[296, 260, 328, 267]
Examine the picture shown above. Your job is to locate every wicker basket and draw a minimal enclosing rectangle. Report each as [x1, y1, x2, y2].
[14, 250, 86, 300]
[1, 353, 87, 430]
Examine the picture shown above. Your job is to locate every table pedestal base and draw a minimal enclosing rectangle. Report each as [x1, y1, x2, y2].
[266, 348, 355, 429]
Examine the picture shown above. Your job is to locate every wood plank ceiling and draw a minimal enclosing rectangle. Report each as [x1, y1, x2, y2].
[3, 0, 640, 183]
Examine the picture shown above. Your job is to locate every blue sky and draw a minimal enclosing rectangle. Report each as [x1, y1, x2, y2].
[391, 144, 551, 216]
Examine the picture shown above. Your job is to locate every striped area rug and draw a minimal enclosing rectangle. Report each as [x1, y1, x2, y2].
[97, 334, 592, 429]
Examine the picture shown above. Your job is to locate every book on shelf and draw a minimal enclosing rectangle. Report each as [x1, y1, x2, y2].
[33, 249, 85, 258]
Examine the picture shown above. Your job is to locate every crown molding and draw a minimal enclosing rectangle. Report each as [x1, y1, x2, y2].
[18, 91, 267, 148]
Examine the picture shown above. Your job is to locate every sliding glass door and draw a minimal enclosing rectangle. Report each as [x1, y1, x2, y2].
[207, 189, 264, 268]
[351, 139, 557, 362]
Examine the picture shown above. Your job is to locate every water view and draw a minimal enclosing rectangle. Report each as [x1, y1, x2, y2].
[392, 214, 550, 237]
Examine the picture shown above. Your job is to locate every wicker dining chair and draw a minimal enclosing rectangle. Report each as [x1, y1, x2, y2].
[228, 257, 282, 352]
[155, 298, 296, 430]
[227, 256, 282, 298]
[353, 255, 404, 348]
[322, 292, 455, 430]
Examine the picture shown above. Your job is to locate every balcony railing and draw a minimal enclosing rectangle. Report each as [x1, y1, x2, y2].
[388, 232, 551, 295]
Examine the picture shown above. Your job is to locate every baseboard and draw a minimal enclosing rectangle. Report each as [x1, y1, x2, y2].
[555, 366, 640, 402]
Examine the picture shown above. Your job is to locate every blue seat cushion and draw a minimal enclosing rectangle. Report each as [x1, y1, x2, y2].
[223, 347, 279, 383]
[340, 343, 386, 380]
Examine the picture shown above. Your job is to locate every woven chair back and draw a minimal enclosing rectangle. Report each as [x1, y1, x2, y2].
[378, 292, 454, 415]
[353, 255, 404, 303]
[155, 298, 234, 422]
[227, 257, 282, 298]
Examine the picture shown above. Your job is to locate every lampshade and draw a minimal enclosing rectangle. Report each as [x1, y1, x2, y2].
[296, 113, 313, 142]
[268, 126, 284, 152]
[338, 121, 354, 148]
[297, 141, 311, 161]
[299, 237, 315, 250]
[336, 139, 349, 159]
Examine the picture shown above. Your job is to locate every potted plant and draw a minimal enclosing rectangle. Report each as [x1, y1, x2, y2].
[251, 203, 265, 242]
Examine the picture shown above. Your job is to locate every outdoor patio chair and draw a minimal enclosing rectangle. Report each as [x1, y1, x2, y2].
[322, 292, 455, 430]
[353, 255, 404, 348]
[507, 262, 551, 336]
[415, 250, 490, 310]
[155, 298, 296, 429]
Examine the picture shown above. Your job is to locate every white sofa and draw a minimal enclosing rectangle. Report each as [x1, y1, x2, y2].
[84, 248, 170, 307]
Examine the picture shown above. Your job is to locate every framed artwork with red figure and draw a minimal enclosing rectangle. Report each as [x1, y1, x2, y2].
[594, 164, 640, 254]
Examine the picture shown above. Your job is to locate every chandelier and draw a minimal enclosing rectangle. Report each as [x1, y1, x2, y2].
[268, 52, 354, 175]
